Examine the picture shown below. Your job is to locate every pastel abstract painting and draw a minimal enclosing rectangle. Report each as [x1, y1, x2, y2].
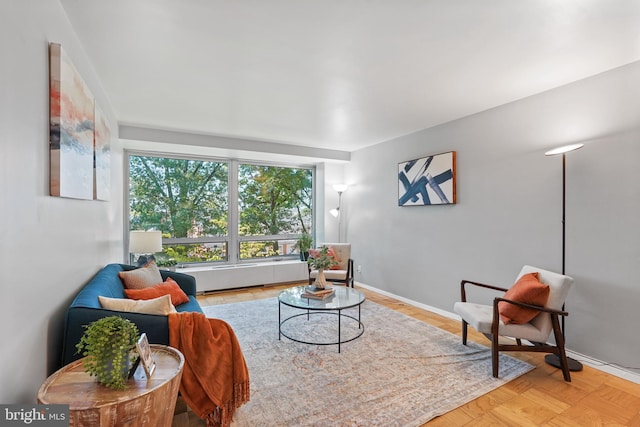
[49, 42, 95, 200]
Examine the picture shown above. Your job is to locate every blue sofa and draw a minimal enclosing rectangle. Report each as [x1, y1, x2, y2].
[60, 263, 203, 367]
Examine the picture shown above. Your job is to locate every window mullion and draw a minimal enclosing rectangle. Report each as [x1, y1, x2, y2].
[228, 159, 239, 264]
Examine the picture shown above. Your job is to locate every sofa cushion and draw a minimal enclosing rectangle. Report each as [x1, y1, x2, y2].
[118, 260, 163, 289]
[99, 294, 177, 315]
[124, 277, 190, 306]
[70, 264, 128, 308]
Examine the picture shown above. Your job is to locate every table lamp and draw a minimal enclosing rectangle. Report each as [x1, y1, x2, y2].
[129, 230, 163, 266]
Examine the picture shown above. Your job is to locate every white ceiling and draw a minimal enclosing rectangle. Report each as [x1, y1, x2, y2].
[60, 0, 640, 152]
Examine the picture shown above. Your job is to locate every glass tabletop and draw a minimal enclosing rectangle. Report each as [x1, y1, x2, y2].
[278, 285, 365, 310]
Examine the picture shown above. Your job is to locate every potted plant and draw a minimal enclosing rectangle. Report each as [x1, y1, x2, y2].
[295, 233, 313, 261]
[75, 316, 140, 390]
[156, 258, 178, 271]
[307, 245, 337, 288]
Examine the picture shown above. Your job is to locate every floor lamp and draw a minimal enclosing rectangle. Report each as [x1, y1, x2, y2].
[544, 143, 584, 372]
[330, 184, 348, 243]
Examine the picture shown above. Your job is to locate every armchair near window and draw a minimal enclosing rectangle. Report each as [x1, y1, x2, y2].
[308, 243, 354, 287]
[453, 265, 574, 381]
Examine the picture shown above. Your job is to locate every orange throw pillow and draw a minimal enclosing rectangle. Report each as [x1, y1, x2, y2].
[327, 246, 342, 270]
[498, 272, 550, 324]
[124, 277, 190, 306]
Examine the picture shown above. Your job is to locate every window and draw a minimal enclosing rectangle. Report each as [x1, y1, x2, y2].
[127, 154, 313, 265]
[238, 164, 312, 260]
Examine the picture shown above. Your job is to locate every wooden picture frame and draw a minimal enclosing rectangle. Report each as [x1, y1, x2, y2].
[398, 151, 456, 206]
[136, 333, 156, 378]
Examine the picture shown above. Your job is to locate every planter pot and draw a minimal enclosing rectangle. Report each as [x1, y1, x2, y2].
[98, 352, 131, 387]
[314, 269, 327, 289]
[299, 251, 309, 262]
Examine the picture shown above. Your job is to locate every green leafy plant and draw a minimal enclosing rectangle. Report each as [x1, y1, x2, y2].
[295, 233, 313, 261]
[307, 245, 338, 270]
[75, 316, 140, 390]
[294, 233, 313, 253]
[156, 258, 177, 268]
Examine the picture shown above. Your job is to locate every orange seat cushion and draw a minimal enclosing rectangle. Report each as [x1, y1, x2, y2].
[498, 272, 550, 324]
[124, 277, 190, 306]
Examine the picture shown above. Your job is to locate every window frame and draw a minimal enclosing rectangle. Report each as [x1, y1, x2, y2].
[124, 150, 315, 267]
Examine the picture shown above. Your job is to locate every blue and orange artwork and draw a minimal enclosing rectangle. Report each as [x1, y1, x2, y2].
[49, 42, 95, 200]
[398, 151, 456, 206]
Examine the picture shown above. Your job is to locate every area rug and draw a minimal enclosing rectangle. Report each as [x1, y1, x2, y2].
[202, 297, 533, 426]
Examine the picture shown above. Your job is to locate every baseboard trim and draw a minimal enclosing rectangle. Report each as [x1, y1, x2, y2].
[355, 281, 461, 321]
[355, 281, 640, 385]
[563, 350, 640, 384]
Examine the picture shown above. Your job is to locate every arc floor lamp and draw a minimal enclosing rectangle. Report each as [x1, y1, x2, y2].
[544, 143, 584, 372]
[330, 184, 348, 242]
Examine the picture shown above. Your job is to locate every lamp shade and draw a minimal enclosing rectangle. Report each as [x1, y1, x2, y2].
[129, 230, 162, 253]
[332, 184, 348, 193]
[544, 143, 584, 156]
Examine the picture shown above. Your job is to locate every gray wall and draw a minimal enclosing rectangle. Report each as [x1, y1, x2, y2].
[0, 1, 123, 403]
[346, 61, 640, 372]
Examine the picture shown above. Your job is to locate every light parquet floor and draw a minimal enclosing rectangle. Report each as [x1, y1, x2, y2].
[172, 283, 640, 427]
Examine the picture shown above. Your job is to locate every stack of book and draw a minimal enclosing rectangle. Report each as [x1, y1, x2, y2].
[301, 285, 335, 299]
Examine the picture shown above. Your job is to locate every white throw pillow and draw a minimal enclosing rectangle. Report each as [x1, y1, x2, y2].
[98, 294, 177, 315]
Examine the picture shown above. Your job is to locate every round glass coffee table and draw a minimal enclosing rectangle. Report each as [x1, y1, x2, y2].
[278, 285, 366, 353]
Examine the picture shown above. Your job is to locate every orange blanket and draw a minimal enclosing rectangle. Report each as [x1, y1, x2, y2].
[169, 312, 250, 427]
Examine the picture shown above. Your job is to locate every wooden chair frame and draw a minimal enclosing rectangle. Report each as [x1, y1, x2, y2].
[460, 279, 572, 382]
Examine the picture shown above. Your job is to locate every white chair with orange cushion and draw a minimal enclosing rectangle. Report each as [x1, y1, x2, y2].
[308, 243, 354, 287]
[453, 265, 574, 381]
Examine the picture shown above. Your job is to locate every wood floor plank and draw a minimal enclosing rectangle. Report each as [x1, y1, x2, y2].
[461, 412, 514, 426]
[490, 394, 559, 426]
[457, 386, 519, 420]
[520, 388, 571, 414]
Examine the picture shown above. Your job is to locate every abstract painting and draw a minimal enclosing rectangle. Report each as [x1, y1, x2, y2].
[94, 104, 111, 201]
[398, 151, 456, 206]
[49, 42, 95, 200]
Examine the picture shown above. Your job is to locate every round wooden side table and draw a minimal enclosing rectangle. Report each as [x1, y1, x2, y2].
[38, 345, 184, 427]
